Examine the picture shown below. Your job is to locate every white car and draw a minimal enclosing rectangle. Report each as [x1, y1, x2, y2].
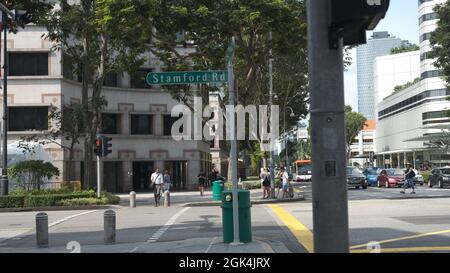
[413, 169, 424, 186]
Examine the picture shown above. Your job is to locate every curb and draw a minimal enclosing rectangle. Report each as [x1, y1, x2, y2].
[386, 195, 450, 200]
[0, 205, 116, 213]
[183, 195, 305, 207]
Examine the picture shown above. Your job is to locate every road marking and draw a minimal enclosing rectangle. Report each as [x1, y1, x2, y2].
[49, 210, 98, 228]
[351, 246, 450, 253]
[350, 229, 450, 250]
[205, 237, 217, 253]
[268, 204, 314, 253]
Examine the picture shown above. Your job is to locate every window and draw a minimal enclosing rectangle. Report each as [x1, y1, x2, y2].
[9, 107, 48, 131]
[130, 69, 152, 89]
[131, 114, 153, 135]
[9, 53, 48, 76]
[419, 12, 438, 24]
[101, 113, 120, 134]
[163, 115, 181, 136]
[104, 72, 118, 87]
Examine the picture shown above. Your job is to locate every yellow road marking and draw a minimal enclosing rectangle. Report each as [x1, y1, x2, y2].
[351, 246, 450, 253]
[269, 204, 314, 253]
[350, 229, 450, 250]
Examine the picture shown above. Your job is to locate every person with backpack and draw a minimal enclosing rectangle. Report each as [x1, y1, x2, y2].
[198, 170, 207, 196]
[401, 163, 416, 194]
[260, 168, 271, 199]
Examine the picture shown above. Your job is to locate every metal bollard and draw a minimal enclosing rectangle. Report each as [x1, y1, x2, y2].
[130, 191, 136, 208]
[164, 191, 170, 207]
[36, 212, 49, 248]
[104, 210, 116, 245]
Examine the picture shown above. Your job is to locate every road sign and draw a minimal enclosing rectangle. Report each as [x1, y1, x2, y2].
[146, 70, 228, 85]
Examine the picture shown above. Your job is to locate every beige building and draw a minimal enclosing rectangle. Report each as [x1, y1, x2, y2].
[1, 25, 215, 192]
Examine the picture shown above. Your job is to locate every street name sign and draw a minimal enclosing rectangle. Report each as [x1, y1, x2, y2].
[146, 70, 228, 85]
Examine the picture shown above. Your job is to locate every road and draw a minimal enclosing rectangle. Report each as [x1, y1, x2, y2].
[2, 185, 450, 253]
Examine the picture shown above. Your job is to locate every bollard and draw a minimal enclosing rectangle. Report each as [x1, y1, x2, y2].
[36, 212, 49, 248]
[164, 191, 170, 207]
[104, 210, 116, 245]
[130, 191, 136, 208]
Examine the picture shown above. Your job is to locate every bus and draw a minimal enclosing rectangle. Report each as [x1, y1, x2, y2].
[295, 160, 312, 182]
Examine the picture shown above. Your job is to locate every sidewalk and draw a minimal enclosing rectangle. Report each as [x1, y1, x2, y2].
[1, 237, 291, 253]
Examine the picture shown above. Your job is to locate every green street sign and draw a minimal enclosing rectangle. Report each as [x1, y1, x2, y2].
[146, 70, 228, 85]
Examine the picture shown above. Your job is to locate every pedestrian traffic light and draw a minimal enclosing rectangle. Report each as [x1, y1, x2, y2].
[13, 10, 32, 28]
[329, 0, 390, 49]
[94, 136, 103, 157]
[102, 136, 112, 157]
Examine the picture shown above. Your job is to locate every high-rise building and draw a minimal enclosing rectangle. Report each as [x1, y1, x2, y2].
[357, 31, 410, 119]
[375, 0, 449, 169]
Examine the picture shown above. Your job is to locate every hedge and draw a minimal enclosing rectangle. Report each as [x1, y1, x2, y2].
[0, 195, 26, 208]
[24, 192, 97, 207]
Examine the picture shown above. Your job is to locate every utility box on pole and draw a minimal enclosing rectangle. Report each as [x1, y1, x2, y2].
[307, 0, 389, 253]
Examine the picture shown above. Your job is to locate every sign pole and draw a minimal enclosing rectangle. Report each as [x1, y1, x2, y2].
[227, 37, 241, 245]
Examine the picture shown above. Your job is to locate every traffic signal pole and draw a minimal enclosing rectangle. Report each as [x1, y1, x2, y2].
[307, 0, 349, 252]
[0, 7, 8, 196]
[96, 155, 102, 198]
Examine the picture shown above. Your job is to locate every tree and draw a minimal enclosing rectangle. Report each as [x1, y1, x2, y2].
[345, 106, 367, 161]
[9, 160, 60, 190]
[26, 0, 156, 188]
[430, 0, 450, 87]
[18, 104, 87, 181]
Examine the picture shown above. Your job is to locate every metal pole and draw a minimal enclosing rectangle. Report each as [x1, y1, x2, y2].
[0, 9, 8, 196]
[104, 210, 116, 245]
[130, 191, 136, 208]
[96, 155, 101, 198]
[284, 109, 288, 171]
[228, 36, 241, 244]
[268, 32, 275, 199]
[307, 0, 349, 253]
[36, 212, 49, 248]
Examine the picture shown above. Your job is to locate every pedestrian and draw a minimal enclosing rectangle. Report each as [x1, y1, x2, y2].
[150, 168, 163, 207]
[401, 163, 416, 194]
[198, 170, 207, 196]
[163, 170, 171, 193]
[260, 168, 271, 199]
[280, 166, 290, 198]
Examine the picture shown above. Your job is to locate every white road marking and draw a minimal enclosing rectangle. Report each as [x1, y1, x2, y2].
[205, 237, 217, 253]
[49, 210, 98, 228]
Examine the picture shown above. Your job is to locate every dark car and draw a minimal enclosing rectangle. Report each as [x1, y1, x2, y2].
[429, 167, 450, 188]
[377, 169, 405, 188]
[347, 166, 367, 189]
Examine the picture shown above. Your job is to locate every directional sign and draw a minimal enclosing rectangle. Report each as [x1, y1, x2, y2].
[146, 70, 228, 85]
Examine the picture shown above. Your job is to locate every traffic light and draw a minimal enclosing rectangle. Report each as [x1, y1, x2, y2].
[94, 136, 103, 157]
[14, 10, 32, 27]
[102, 136, 112, 157]
[329, 0, 390, 49]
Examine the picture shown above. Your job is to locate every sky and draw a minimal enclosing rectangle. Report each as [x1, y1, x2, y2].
[344, 0, 420, 111]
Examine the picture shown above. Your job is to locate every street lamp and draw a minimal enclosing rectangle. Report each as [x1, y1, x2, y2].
[283, 106, 295, 174]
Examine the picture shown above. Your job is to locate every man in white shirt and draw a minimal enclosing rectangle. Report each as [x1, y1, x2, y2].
[281, 167, 289, 198]
[150, 168, 163, 207]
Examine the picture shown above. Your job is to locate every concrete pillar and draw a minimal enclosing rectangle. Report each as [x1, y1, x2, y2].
[104, 210, 116, 245]
[122, 161, 133, 192]
[413, 152, 416, 169]
[130, 191, 136, 208]
[36, 212, 49, 248]
[154, 114, 164, 136]
[397, 153, 401, 168]
[121, 112, 130, 135]
[358, 133, 363, 155]
[164, 191, 170, 207]
[187, 160, 201, 190]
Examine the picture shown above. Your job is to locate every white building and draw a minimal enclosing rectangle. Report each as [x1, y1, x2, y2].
[375, 0, 449, 169]
[349, 120, 376, 168]
[0, 25, 215, 192]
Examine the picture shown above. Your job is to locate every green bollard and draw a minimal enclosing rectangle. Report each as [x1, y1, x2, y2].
[221, 189, 252, 243]
[212, 181, 223, 201]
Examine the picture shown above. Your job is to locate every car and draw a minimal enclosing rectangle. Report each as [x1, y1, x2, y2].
[429, 167, 450, 188]
[377, 169, 405, 188]
[412, 169, 424, 186]
[296, 164, 312, 182]
[363, 167, 380, 187]
[347, 166, 368, 189]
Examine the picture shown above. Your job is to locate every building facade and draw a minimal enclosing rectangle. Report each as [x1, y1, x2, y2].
[375, 0, 449, 170]
[1, 25, 213, 192]
[349, 120, 376, 168]
[357, 31, 408, 119]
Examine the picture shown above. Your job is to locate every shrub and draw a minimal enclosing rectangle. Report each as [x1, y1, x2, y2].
[422, 171, 431, 183]
[242, 181, 262, 190]
[57, 198, 107, 206]
[0, 195, 26, 208]
[24, 192, 96, 207]
[101, 192, 120, 205]
[8, 160, 60, 190]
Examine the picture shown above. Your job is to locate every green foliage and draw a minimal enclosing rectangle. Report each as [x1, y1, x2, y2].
[0, 196, 26, 208]
[390, 44, 420, 55]
[422, 171, 431, 183]
[24, 192, 97, 207]
[345, 106, 367, 159]
[430, 1, 450, 87]
[392, 77, 421, 93]
[8, 161, 60, 190]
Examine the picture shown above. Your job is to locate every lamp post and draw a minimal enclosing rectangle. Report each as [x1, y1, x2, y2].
[283, 106, 295, 173]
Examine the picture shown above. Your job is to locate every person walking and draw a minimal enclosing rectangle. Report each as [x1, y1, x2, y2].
[280, 166, 290, 198]
[150, 168, 164, 207]
[198, 170, 207, 196]
[163, 170, 171, 193]
[401, 164, 416, 194]
[260, 168, 271, 199]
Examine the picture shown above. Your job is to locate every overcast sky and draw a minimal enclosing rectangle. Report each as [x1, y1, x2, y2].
[344, 0, 420, 111]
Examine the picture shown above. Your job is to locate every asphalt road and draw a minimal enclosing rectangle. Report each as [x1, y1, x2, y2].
[2, 185, 450, 253]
